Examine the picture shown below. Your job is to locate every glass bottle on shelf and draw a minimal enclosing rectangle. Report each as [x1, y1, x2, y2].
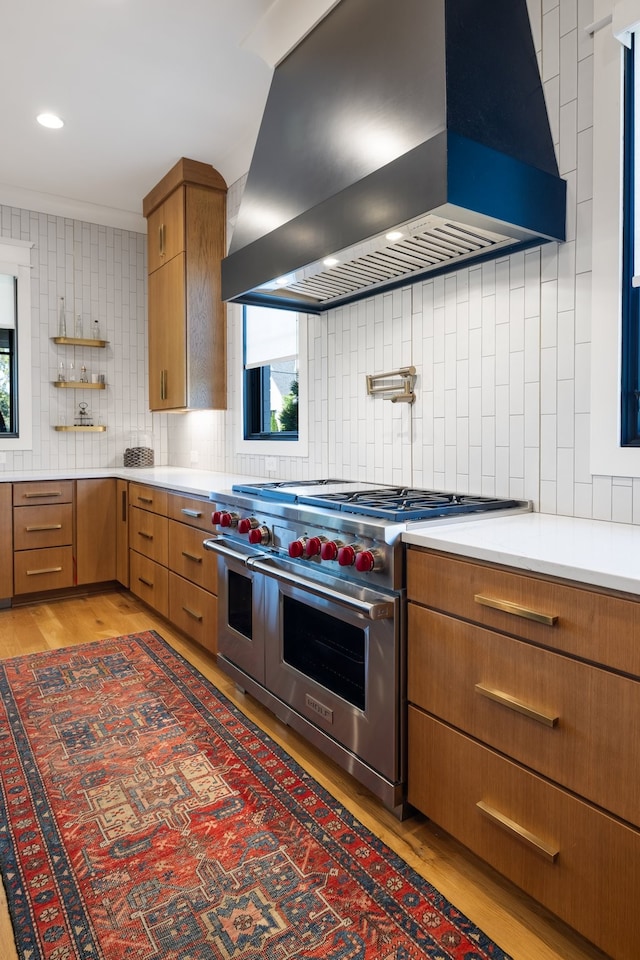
[75, 314, 83, 339]
[58, 360, 66, 382]
[68, 361, 76, 382]
[92, 319, 101, 340]
[79, 364, 88, 382]
[58, 296, 67, 338]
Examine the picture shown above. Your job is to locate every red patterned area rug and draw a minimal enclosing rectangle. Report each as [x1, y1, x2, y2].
[0, 631, 512, 959]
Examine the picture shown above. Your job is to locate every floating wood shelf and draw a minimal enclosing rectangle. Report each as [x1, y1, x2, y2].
[52, 381, 105, 390]
[51, 336, 109, 347]
[53, 425, 106, 432]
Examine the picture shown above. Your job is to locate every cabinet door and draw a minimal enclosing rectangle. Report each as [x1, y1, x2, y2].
[148, 254, 187, 410]
[76, 478, 116, 584]
[0, 484, 12, 599]
[116, 479, 129, 587]
[147, 188, 185, 274]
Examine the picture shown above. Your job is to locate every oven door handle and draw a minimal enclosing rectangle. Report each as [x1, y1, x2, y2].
[202, 537, 266, 566]
[248, 557, 395, 621]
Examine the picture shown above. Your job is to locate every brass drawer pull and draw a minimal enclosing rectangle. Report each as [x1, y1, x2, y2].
[182, 605, 203, 622]
[476, 801, 559, 862]
[160, 369, 167, 401]
[26, 566, 63, 576]
[475, 683, 559, 727]
[181, 551, 202, 563]
[138, 576, 153, 588]
[25, 524, 63, 532]
[138, 531, 154, 540]
[23, 491, 62, 499]
[474, 594, 557, 626]
[181, 508, 202, 518]
[137, 496, 153, 504]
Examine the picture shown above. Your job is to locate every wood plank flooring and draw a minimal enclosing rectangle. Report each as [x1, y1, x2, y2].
[0, 591, 609, 960]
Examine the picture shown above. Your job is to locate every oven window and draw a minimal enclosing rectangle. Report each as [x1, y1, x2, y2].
[282, 596, 365, 710]
[228, 570, 253, 639]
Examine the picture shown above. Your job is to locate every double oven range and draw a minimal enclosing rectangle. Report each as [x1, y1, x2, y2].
[204, 480, 529, 818]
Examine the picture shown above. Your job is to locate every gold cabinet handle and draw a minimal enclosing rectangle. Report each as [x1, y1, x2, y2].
[474, 594, 557, 626]
[181, 508, 202, 518]
[138, 576, 153, 588]
[25, 524, 63, 532]
[137, 496, 153, 504]
[138, 531, 153, 540]
[23, 491, 62, 499]
[475, 683, 559, 727]
[182, 605, 203, 622]
[159, 223, 165, 256]
[181, 551, 202, 563]
[160, 369, 167, 401]
[121, 489, 127, 521]
[476, 801, 559, 862]
[26, 566, 63, 576]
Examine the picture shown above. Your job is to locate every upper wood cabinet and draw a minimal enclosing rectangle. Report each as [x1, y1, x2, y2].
[143, 158, 227, 412]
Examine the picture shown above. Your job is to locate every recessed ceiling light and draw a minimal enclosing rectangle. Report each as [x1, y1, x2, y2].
[37, 113, 64, 129]
[323, 257, 339, 267]
[385, 230, 403, 242]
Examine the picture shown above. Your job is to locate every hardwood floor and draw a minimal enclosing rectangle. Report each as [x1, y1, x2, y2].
[0, 591, 609, 960]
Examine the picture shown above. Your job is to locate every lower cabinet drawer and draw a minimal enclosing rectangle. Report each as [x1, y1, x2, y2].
[408, 709, 640, 960]
[168, 573, 217, 654]
[129, 550, 168, 618]
[168, 520, 217, 591]
[14, 546, 74, 594]
[13, 503, 73, 550]
[129, 507, 168, 565]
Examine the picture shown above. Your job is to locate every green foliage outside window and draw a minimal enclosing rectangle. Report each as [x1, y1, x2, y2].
[278, 380, 298, 432]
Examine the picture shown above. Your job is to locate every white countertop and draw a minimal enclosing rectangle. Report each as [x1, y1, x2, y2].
[3, 466, 262, 500]
[403, 511, 640, 597]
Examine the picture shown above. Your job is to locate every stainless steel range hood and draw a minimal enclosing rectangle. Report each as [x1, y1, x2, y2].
[222, 0, 566, 315]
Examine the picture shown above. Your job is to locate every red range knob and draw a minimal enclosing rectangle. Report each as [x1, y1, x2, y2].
[249, 526, 270, 545]
[305, 536, 323, 557]
[238, 517, 256, 534]
[219, 512, 237, 528]
[288, 539, 306, 558]
[337, 545, 357, 567]
[211, 510, 222, 525]
[355, 550, 376, 573]
[320, 540, 341, 561]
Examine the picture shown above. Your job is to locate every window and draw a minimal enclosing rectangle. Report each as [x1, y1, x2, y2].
[0, 276, 17, 433]
[621, 34, 640, 444]
[0, 240, 32, 451]
[243, 305, 299, 440]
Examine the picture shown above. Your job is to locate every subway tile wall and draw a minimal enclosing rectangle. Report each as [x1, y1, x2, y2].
[0, 206, 165, 470]
[3, 0, 635, 523]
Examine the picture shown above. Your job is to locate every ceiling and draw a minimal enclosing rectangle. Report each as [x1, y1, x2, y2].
[1, 0, 338, 233]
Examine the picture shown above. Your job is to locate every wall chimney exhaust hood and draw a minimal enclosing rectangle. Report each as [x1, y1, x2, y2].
[222, 0, 566, 315]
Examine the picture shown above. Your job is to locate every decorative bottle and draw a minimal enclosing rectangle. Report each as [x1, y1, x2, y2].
[92, 319, 101, 340]
[74, 314, 83, 339]
[68, 361, 76, 382]
[58, 297, 67, 338]
[58, 360, 66, 382]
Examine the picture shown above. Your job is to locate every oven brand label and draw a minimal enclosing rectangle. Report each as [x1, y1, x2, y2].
[305, 694, 333, 724]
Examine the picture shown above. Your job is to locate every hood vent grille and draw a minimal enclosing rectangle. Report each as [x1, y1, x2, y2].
[279, 217, 511, 304]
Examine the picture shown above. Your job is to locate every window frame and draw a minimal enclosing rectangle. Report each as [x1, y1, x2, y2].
[235, 305, 308, 458]
[0, 239, 33, 452]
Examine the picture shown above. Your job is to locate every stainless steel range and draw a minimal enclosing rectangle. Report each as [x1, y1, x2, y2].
[204, 480, 530, 818]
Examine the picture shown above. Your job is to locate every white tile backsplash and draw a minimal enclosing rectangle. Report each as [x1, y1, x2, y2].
[5, 2, 639, 524]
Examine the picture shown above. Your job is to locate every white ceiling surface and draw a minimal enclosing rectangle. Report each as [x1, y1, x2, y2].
[0, 0, 338, 233]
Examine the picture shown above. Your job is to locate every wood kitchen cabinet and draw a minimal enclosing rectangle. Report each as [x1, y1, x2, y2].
[143, 158, 227, 412]
[116, 479, 129, 587]
[13, 480, 75, 595]
[76, 478, 116, 585]
[127, 482, 218, 653]
[406, 547, 640, 960]
[0, 483, 13, 602]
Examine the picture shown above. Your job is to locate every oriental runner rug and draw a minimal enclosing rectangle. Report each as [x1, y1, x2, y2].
[0, 631, 511, 960]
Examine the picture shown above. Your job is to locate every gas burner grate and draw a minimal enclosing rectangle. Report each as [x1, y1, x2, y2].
[299, 487, 523, 521]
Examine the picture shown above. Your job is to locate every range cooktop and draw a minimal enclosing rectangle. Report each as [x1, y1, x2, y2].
[231, 480, 525, 522]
